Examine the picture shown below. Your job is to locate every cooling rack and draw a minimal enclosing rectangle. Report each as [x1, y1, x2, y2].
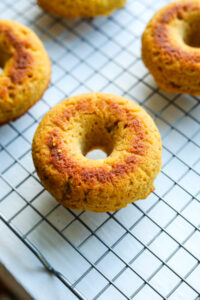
[0, 0, 200, 299]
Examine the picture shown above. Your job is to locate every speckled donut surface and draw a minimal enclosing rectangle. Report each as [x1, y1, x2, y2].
[0, 20, 51, 124]
[32, 93, 162, 212]
[142, 0, 200, 95]
[37, 0, 127, 18]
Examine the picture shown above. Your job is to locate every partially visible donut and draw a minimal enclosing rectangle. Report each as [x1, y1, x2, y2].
[142, 0, 200, 95]
[32, 93, 162, 213]
[0, 20, 51, 124]
[37, 0, 127, 18]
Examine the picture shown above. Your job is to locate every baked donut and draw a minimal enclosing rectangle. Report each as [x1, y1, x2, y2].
[0, 20, 51, 124]
[32, 93, 162, 212]
[142, 0, 200, 95]
[37, 0, 127, 18]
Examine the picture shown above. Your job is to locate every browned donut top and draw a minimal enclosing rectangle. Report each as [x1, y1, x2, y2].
[0, 24, 33, 84]
[0, 20, 51, 125]
[45, 96, 148, 187]
[48, 128, 139, 185]
[150, 1, 200, 63]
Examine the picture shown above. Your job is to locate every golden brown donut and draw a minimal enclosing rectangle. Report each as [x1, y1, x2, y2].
[142, 0, 200, 95]
[37, 0, 127, 18]
[32, 93, 162, 212]
[0, 20, 51, 124]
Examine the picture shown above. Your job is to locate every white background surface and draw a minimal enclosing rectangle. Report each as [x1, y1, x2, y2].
[0, 0, 200, 299]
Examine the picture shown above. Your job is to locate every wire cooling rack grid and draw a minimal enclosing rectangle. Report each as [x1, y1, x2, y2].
[0, 0, 200, 299]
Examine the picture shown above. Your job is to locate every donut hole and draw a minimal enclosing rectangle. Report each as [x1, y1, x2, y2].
[80, 117, 116, 159]
[86, 148, 107, 160]
[183, 16, 200, 47]
[82, 130, 113, 159]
